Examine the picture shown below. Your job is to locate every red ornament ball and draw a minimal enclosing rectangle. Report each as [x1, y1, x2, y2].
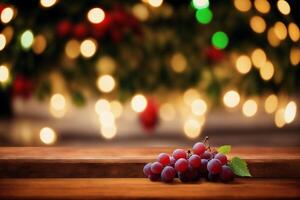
[139, 98, 159, 131]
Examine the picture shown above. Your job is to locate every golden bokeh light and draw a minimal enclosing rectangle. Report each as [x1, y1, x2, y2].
[274, 21, 287, 40]
[40, 0, 57, 8]
[159, 103, 176, 121]
[234, 0, 252, 12]
[101, 125, 117, 139]
[284, 101, 297, 124]
[0, 7, 14, 24]
[65, 39, 80, 59]
[50, 93, 67, 118]
[96, 56, 116, 74]
[275, 108, 285, 128]
[40, 127, 57, 145]
[235, 55, 252, 74]
[95, 99, 110, 115]
[0, 65, 9, 83]
[250, 16, 266, 34]
[259, 61, 274, 81]
[170, 53, 187, 73]
[148, 0, 163, 7]
[110, 100, 123, 118]
[223, 90, 240, 108]
[87, 8, 105, 24]
[80, 38, 97, 58]
[96, 75, 116, 93]
[254, 0, 270, 14]
[0, 34, 6, 51]
[277, 0, 290, 15]
[264, 94, 278, 114]
[99, 111, 115, 127]
[183, 118, 202, 139]
[2, 26, 14, 44]
[267, 28, 280, 47]
[33, 34, 47, 54]
[183, 88, 200, 105]
[132, 3, 149, 21]
[251, 48, 267, 69]
[131, 94, 147, 113]
[290, 47, 300, 66]
[288, 23, 300, 42]
[242, 99, 258, 117]
[191, 99, 207, 116]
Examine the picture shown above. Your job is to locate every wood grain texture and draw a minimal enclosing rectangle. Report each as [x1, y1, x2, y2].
[0, 147, 299, 178]
[0, 178, 299, 200]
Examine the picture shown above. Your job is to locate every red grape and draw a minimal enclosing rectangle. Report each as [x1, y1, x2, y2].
[175, 158, 188, 172]
[169, 156, 176, 167]
[172, 149, 187, 160]
[161, 166, 176, 182]
[208, 173, 219, 182]
[188, 154, 201, 169]
[157, 153, 170, 166]
[202, 151, 213, 160]
[200, 159, 209, 175]
[143, 162, 152, 177]
[214, 153, 227, 165]
[178, 166, 200, 182]
[207, 159, 222, 174]
[220, 165, 234, 182]
[192, 142, 206, 155]
[151, 161, 163, 174]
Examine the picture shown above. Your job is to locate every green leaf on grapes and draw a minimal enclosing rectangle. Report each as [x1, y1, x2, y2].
[228, 157, 252, 177]
[217, 145, 231, 154]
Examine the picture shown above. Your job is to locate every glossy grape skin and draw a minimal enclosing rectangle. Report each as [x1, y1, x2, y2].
[214, 153, 228, 165]
[207, 159, 222, 174]
[169, 156, 176, 167]
[220, 165, 234, 182]
[172, 149, 187, 160]
[161, 166, 176, 182]
[178, 167, 201, 183]
[192, 142, 206, 156]
[151, 161, 163, 174]
[143, 162, 152, 177]
[199, 159, 209, 177]
[202, 151, 213, 160]
[175, 158, 188, 172]
[207, 173, 219, 182]
[188, 154, 201, 169]
[148, 173, 161, 181]
[158, 153, 170, 166]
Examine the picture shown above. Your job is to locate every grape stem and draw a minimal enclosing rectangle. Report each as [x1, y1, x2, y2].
[203, 136, 211, 151]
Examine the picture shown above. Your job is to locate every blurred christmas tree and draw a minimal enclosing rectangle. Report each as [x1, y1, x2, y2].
[0, 0, 299, 130]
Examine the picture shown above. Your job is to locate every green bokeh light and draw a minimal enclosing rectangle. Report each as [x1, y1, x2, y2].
[211, 31, 229, 49]
[191, 0, 210, 10]
[195, 8, 213, 24]
[20, 30, 34, 50]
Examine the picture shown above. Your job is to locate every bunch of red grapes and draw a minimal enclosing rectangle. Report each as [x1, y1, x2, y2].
[143, 138, 234, 183]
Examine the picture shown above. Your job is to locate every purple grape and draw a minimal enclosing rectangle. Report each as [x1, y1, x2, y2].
[199, 159, 209, 176]
[207, 159, 222, 174]
[192, 142, 206, 156]
[169, 156, 176, 167]
[172, 149, 187, 160]
[214, 153, 227, 165]
[202, 151, 213, 160]
[178, 166, 200, 183]
[157, 153, 170, 166]
[175, 158, 188, 172]
[151, 161, 163, 174]
[220, 165, 234, 182]
[143, 162, 152, 177]
[207, 173, 219, 182]
[188, 154, 201, 169]
[161, 166, 176, 182]
[148, 173, 161, 181]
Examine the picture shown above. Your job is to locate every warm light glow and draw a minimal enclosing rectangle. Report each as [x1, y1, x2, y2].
[21, 30, 34, 49]
[0, 65, 9, 83]
[101, 125, 117, 139]
[99, 111, 115, 127]
[40, 0, 57, 8]
[235, 55, 252, 74]
[87, 8, 105, 24]
[267, 28, 280, 47]
[250, 16, 266, 34]
[277, 0, 290, 15]
[65, 39, 80, 59]
[260, 61, 274, 81]
[264, 94, 278, 114]
[242, 99, 258, 117]
[183, 88, 200, 105]
[159, 103, 176, 121]
[97, 75, 116, 93]
[96, 56, 116, 74]
[251, 48, 267, 69]
[0, 34, 6, 51]
[192, 0, 209, 9]
[33, 34, 47, 54]
[110, 101, 123, 118]
[2, 26, 14, 44]
[95, 99, 110, 115]
[183, 118, 202, 139]
[191, 99, 207, 116]
[132, 4, 149, 21]
[50, 93, 66, 111]
[275, 108, 285, 128]
[80, 38, 97, 58]
[131, 94, 147, 113]
[148, 0, 163, 7]
[254, 0, 270, 14]
[290, 47, 300, 66]
[288, 23, 300, 42]
[0, 7, 14, 24]
[170, 53, 187, 73]
[223, 90, 240, 108]
[40, 127, 57, 145]
[234, 0, 251, 12]
[274, 21, 287, 40]
[284, 101, 297, 124]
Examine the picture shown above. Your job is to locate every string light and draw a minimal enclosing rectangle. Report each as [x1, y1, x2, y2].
[275, 108, 285, 128]
[65, 39, 80, 59]
[148, 0, 163, 7]
[87, 8, 105, 24]
[191, 99, 207, 116]
[223, 90, 240, 108]
[33, 34, 47, 54]
[50, 93, 66, 118]
[183, 118, 202, 139]
[274, 21, 287, 40]
[267, 28, 280, 47]
[254, 0, 270, 14]
[159, 103, 176, 121]
[259, 61, 274, 81]
[110, 100, 123, 118]
[264, 94, 278, 114]
[80, 38, 97, 58]
[251, 48, 267, 69]
[183, 88, 200, 105]
[20, 30, 34, 50]
[0, 7, 14, 24]
[235, 55, 252, 74]
[192, 0, 209, 10]
[96, 56, 116, 74]
[170, 53, 187, 73]
[242, 99, 258, 117]
[290, 47, 300, 66]
[96, 75, 116, 93]
[132, 4, 149, 21]
[40, 127, 57, 145]
[250, 16, 266, 34]
[288, 23, 300, 42]
[195, 8, 213, 24]
[0, 34, 6, 51]
[284, 101, 297, 124]
[131, 94, 147, 113]
[277, 0, 290, 15]
[211, 31, 229, 49]
[101, 125, 117, 139]
[95, 99, 110, 115]
[234, 0, 251, 12]
[0, 65, 9, 83]
[40, 0, 57, 8]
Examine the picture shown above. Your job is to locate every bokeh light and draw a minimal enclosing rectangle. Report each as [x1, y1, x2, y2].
[242, 99, 258, 117]
[195, 8, 213, 24]
[132, 4, 149, 21]
[0, 34, 6, 51]
[87, 8, 105, 24]
[170, 53, 187, 73]
[250, 16, 266, 34]
[183, 118, 202, 139]
[40, 0, 57, 8]
[211, 31, 229, 49]
[274, 21, 287, 40]
[235, 55, 252, 74]
[95, 99, 110, 115]
[2, 26, 14, 44]
[223, 90, 240, 108]
[159, 103, 176, 121]
[131, 94, 147, 113]
[259, 61, 274, 81]
[40, 127, 57, 145]
[275, 108, 285, 128]
[33, 34, 47, 54]
[50, 94, 67, 118]
[148, 0, 163, 7]
[110, 101, 123, 118]
[288, 23, 300, 42]
[0, 7, 14, 24]
[254, 0, 270, 14]
[0, 65, 9, 83]
[97, 75, 116, 93]
[192, 0, 210, 10]
[183, 88, 200, 105]
[234, 0, 251, 12]
[284, 101, 297, 124]
[191, 99, 207, 116]
[96, 56, 116, 74]
[99, 111, 115, 127]
[277, 0, 290, 15]
[251, 48, 267, 69]
[290, 47, 300, 66]
[80, 38, 97, 58]
[264, 94, 278, 114]
[65, 39, 80, 59]
[20, 30, 34, 50]
[267, 28, 280, 47]
[101, 125, 117, 139]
